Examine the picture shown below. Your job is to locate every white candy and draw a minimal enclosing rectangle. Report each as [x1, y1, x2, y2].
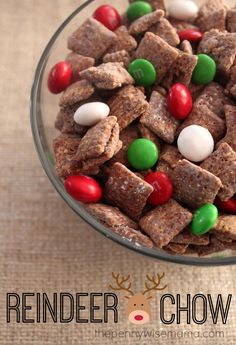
[168, 0, 198, 20]
[74, 102, 110, 126]
[177, 125, 214, 163]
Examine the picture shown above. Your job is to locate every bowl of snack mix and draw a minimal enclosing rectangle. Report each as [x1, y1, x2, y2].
[31, 0, 236, 265]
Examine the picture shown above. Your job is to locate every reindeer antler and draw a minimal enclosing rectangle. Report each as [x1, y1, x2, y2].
[109, 272, 134, 298]
[143, 273, 167, 296]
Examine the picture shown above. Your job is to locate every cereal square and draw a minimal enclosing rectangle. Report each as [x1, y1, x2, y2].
[149, 18, 180, 47]
[164, 242, 189, 254]
[74, 116, 121, 173]
[176, 104, 226, 142]
[138, 124, 162, 151]
[105, 162, 154, 221]
[66, 52, 95, 82]
[53, 134, 83, 179]
[156, 160, 174, 177]
[160, 145, 183, 168]
[168, 18, 198, 32]
[80, 62, 134, 89]
[59, 80, 95, 108]
[140, 91, 180, 144]
[139, 199, 192, 248]
[172, 160, 222, 209]
[75, 116, 119, 161]
[80, 139, 122, 175]
[107, 26, 137, 53]
[211, 230, 233, 244]
[212, 215, 236, 241]
[135, 32, 179, 82]
[198, 30, 236, 78]
[86, 203, 153, 248]
[110, 226, 154, 247]
[55, 105, 86, 136]
[193, 82, 232, 119]
[195, 236, 226, 257]
[171, 228, 210, 245]
[224, 105, 236, 133]
[217, 128, 236, 152]
[195, 0, 228, 32]
[180, 40, 193, 55]
[201, 143, 236, 201]
[103, 50, 130, 68]
[227, 9, 236, 32]
[224, 241, 236, 250]
[108, 85, 149, 131]
[67, 18, 116, 59]
[86, 203, 138, 229]
[162, 52, 198, 88]
[188, 83, 205, 101]
[129, 10, 164, 35]
[226, 64, 236, 98]
[109, 125, 140, 166]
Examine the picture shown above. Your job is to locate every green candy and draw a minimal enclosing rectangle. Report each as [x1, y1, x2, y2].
[128, 59, 157, 87]
[127, 1, 152, 21]
[127, 138, 159, 170]
[192, 54, 216, 85]
[191, 204, 218, 236]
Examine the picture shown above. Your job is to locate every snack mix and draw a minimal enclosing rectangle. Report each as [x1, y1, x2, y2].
[49, 0, 236, 257]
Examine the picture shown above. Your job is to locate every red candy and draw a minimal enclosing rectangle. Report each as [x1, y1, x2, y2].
[93, 5, 121, 31]
[145, 172, 173, 206]
[48, 61, 72, 94]
[64, 175, 102, 203]
[178, 29, 203, 43]
[215, 197, 236, 214]
[167, 83, 192, 120]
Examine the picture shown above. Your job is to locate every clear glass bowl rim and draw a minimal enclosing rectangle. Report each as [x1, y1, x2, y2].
[30, 0, 236, 266]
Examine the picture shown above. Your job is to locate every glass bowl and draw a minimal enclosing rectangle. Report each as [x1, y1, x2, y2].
[30, 0, 236, 266]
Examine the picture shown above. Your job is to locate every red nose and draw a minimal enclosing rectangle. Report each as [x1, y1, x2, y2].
[134, 315, 143, 321]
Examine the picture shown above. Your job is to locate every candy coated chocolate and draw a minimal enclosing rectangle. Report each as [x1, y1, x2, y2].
[178, 29, 203, 43]
[145, 172, 173, 205]
[167, 83, 192, 120]
[168, 0, 198, 20]
[177, 125, 214, 162]
[48, 61, 72, 94]
[215, 197, 236, 215]
[74, 102, 110, 126]
[64, 175, 102, 203]
[93, 5, 121, 31]
[128, 59, 157, 87]
[127, 1, 153, 21]
[192, 54, 216, 85]
[127, 138, 159, 170]
[191, 204, 218, 235]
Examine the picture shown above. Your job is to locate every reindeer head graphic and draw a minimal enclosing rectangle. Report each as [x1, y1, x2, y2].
[109, 272, 167, 325]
